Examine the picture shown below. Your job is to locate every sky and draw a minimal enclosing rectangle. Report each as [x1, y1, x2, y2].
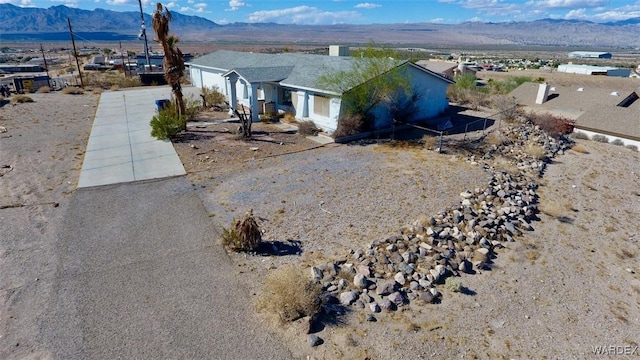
[3, 0, 640, 25]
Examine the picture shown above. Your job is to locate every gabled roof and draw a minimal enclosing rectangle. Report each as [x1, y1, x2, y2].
[222, 66, 294, 83]
[415, 60, 457, 74]
[575, 105, 640, 140]
[188, 50, 454, 94]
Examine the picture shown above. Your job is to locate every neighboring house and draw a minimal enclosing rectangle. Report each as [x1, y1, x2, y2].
[557, 64, 630, 78]
[415, 60, 475, 80]
[510, 82, 640, 149]
[187, 50, 454, 134]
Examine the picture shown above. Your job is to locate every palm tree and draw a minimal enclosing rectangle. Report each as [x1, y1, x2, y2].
[152, 3, 186, 121]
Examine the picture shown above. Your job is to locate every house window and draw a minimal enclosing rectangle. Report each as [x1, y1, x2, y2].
[281, 88, 293, 106]
[314, 95, 330, 117]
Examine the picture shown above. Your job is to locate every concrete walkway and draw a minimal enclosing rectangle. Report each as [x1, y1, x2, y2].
[78, 86, 199, 188]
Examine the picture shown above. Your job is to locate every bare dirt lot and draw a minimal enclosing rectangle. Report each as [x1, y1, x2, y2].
[2, 91, 639, 359]
[175, 115, 640, 359]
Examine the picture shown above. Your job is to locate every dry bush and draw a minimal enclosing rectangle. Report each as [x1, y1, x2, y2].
[282, 111, 297, 124]
[422, 134, 440, 150]
[110, 84, 120, 91]
[485, 130, 511, 147]
[92, 88, 103, 95]
[492, 95, 522, 122]
[626, 144, 638, 151]
[256, 265, 323, 322]
[572, 131, 589, 140]
[571, 144, 589, 154]
[201, 85, 225, 107]
[38, 86, 51, 93]
[525, 143, 546, 160]
[611, 139, 624, 146]
[334, 113, 365, 139]
[539, 199, 571, 218]
[444, 277, 462, 292]
[297, 120, 320, 136]
[11, 94, 34, 103]
[62, 87, 85, 95]
[221, 210, 262, 252]
[467, 89, 491, 110]
[592, 134, 609, 143]
[524, 112, 575, 138]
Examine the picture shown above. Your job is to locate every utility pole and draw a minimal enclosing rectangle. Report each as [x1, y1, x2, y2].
[138, 0, 151, 73]
[67, 17, 84, 88]
[40, 43, 51, 88]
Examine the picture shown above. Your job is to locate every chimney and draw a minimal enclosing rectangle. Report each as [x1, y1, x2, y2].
[329, 45, 349, 57]
[535, 83, 550, 104]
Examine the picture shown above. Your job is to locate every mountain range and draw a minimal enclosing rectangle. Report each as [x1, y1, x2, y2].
[1, 4, 640, 48]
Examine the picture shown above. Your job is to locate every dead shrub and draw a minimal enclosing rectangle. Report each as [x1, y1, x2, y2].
[282, 111, 297, 124]
[92, 88, 103, 95]
[201, 85, 225, 108]
[422, 134, 439, 150]
[592, 134, 609, 143]
[38, 86, 51, 93]
[626, 144, 638, 151]
[492, 95, 521, 122]
[62, 87, 85, 95]
[333, 113, 365, 139]
[524, 112, 575, 138]
[571, 144, 589, 154]
[11, 94, 34, 103]
[110, 84, 120, 91]
[297, 120, 320, 136]
[221, 210, 262, 252]
[256, 265, 323, 322]
[525, 143, 546, 160]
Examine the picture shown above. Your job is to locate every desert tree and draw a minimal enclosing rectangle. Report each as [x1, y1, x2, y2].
[152, 3, 186, 123]
[317, 44, 417, 136]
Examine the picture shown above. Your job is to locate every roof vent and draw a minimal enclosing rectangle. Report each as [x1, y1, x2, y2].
[577, 87, 584, 92]
[610, 91, 619, 96]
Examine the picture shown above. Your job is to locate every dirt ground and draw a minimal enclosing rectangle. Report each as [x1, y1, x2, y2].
[175, 114, 640, 359]
[2, 91, 639, 359]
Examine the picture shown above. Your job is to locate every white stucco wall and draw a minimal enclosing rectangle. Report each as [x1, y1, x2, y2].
[573, 128, 639, 151]
[305, 95, 341, 133]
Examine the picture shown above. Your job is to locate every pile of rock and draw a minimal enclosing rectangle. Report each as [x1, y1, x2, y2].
[311, 121, 572, 317]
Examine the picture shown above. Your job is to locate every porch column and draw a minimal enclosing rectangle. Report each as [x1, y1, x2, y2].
[296, 91, 309, 118]
[250, 83, 259, 122]
[227, 74, 238, 115]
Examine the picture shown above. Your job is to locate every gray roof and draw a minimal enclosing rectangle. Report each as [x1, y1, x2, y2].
[222, 66, 294, 83]
[510, 82, 640, 140]
[415, 60, 457, 74]
[188, 50, 452, 93]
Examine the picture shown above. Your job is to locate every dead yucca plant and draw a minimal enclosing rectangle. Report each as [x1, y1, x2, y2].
[221, 209, 262, 252]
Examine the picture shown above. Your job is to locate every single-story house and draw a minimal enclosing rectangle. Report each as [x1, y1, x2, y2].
[510, 82, 640, 149]
[415, 60, 476, 80]
[187, 50, 454, 134]
[557, 64, 630, 78]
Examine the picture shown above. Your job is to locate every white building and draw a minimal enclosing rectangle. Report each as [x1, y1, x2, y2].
[557, 64, 630, 77]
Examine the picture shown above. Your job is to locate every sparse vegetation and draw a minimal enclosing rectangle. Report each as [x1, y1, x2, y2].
[61, 87, 85, 95]
[10, 94, 34, 103]
[572, 131, 589, 140]
[524, 112, 575, 138]
[201, 85, 225, 108]
[492, 95, 521, 122]
[334, 113, 366, 138]
[444, 277, 463, 292]
[611, 139, 624, 146]
[282, 111, 297, 124]
[37, 86, 51, 93]
[220, 210, 262, 252]
[297, 120, 320, 136]
[150, 101, 187, 140]
[256, 265, 323, 322]
[626, 144, 638, 151]
[571, 144, 589, 154]
[526, 143, 546, 160]
[592, 134, 609, 143]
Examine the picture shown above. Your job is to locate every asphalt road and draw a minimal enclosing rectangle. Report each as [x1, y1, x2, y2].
[4, 176, 292, 359]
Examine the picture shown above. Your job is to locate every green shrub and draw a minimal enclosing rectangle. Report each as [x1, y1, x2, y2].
[184, 95, 201, 120]
[592, 134, 609, 143]
[444, 277, 463, 292]
[150, 101, 187, 139]
[221, 210, 262, 252]
[256, 265, 323, 322]
[297, 120, 320, 136]
[11, 94, 34, 103]
[201, 85, 225, 107]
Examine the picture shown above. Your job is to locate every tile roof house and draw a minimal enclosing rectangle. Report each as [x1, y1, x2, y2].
[510, 82, 640, 149]
[187, 50, 454, 134]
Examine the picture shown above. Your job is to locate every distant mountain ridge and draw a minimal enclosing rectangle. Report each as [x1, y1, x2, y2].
[1, 4, 640, 47]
